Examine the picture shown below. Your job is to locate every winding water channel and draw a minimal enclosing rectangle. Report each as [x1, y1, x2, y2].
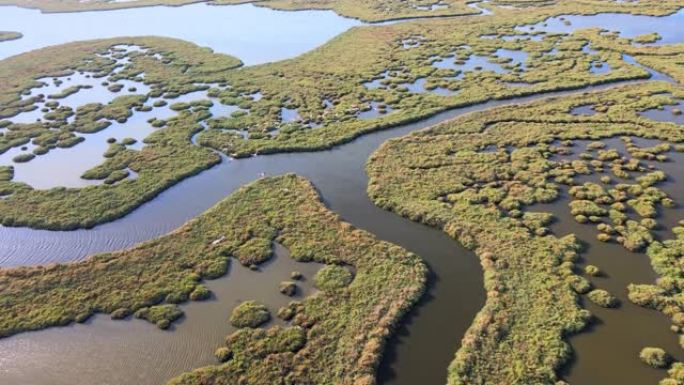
[1, 4, 684, 385]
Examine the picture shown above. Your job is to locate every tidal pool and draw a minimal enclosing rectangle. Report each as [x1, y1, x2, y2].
[0, 3, 362, 65]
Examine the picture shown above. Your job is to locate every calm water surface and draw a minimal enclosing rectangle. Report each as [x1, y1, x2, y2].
[536, 137, 684, 384]
[517, 9, 684, 44]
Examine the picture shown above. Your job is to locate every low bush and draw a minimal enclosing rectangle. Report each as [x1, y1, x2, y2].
[229, 300, 270, 328]
[639, 347, 671, 368]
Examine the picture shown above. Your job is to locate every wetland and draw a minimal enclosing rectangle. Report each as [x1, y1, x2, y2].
[1, 1, 684, 385]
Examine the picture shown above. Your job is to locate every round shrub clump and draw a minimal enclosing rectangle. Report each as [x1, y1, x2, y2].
[290, 271, 303, 280]
[229, 300, 270, 328]
[12, 153, 35, 163]
[639, 347, 671, 368]
[587, 289, 619, 308]
[189, 284, 211, 301]
[279, 281, 297, 296]
[584, 265, 601, 277]
[214, 347, 231, 362]
[314, 265, 353, 291]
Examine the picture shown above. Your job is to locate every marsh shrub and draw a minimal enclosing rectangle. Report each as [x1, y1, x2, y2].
[110, 307, 131, 319]
[12, 153, 35, 163]
[233, 237, 272, 266]
[134, 304, 183, 328]
[189, 285, 210, 301]
[568, 275, 592, 294]
[584, 265, 601, 277]
[587, 289, 619, 308]
[214, 347, 231, 362]
[279, 281, 297, 297]
[229, 300, 270, 328]
[639, 347, 671, 368]
[290, 271, 302, 280]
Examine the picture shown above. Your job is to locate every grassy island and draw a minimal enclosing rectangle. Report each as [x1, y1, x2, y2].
[3, 0, 684, 21]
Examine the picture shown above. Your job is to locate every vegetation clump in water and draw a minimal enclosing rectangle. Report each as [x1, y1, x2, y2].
[640, 347, 671, 368]
[586, 289, 619, 308]
[0, 31, 21, 43]
[229, 300, 271, 328]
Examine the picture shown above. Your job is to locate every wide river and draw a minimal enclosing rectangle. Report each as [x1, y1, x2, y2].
[0, 4, 683, 385]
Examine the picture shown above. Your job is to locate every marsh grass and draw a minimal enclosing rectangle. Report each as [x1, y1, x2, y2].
[229, 300, 270, 328]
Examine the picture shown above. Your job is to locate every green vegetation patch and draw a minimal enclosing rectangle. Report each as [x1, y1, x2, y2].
[640, 347, 672, 368]
[0, 31, 21, 43]
[134, 304, 184, 329]
[586, 289, 619, 308]
[229, 300, 271, 328]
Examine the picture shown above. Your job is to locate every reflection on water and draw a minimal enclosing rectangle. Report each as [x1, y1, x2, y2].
[0, 3, 362, 65]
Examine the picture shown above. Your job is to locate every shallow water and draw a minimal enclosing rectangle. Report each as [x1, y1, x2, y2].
[0, 3, 362, 65]
[0, 45, 246, 189]
[0, 243, 325, 385]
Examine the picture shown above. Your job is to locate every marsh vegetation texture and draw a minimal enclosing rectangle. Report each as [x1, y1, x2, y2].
[1, 0, 684, 385]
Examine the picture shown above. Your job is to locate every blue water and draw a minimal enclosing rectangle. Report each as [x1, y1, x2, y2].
[0, 3, 362, 65]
